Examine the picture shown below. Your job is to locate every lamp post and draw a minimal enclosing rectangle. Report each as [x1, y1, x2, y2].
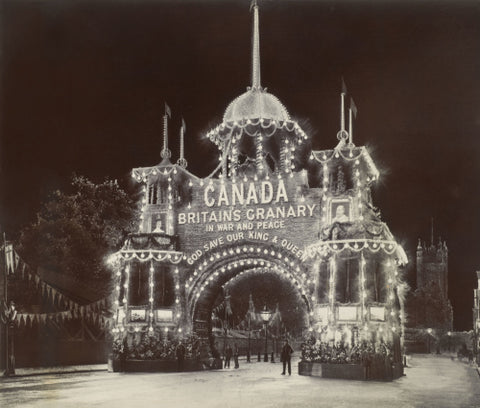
[257, 330, 261, 362]
[247, 313, 251, 363]
[260, 305, 272, 362]
[475, 323, 480, 365]
[3, 301, 16, 376]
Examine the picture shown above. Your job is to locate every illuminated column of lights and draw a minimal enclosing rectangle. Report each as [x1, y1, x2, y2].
[289, 140, 296, 174]
[167, 176, 174, 234]
[173, 266, 182, 333]
[256, 133, 263, 173]
[356, 157, 364, 221]
[138, 183, 148, 232]
[283, 138, 291, 174]
[231, 136, 239, 176]
[386, 258, 397, 336]
[123, 264, 130, 323]
[328, 255, 337, 324]
[321, 161, 329, 223]
[353, 158, 362, 220]
[148, 261, 155, 333]
[113, 263, 123, 332]
[360, 253, 368, 333]
[277, 134, 286, 173]
[221, 140, 228, 177]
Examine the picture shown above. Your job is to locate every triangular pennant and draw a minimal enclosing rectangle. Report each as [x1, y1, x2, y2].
[14, 250, 19, 271]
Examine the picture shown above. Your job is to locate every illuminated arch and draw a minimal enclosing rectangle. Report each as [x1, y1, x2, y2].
[185, 242, 314, 338]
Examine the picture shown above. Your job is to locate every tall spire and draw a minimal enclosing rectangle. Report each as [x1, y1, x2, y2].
[251, 0, 261, 90]
[337, 78, 348, 141]
[177, 118, 188, 168]
[161, 102, 172, 162]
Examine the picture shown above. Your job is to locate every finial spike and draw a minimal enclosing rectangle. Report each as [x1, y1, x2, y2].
[340, 78, 346, 132]
[251, 0, 261, 89]
[177, 118, 188, 168]
[349, 97, 357, 146]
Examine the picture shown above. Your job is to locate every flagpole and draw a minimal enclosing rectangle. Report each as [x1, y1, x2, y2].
[348, 107, 353, 146]
[2, 232, 9, 376]
[2, 233, 6, 373]
[3, 232, 7, 309]
[338, 78, 348, 141]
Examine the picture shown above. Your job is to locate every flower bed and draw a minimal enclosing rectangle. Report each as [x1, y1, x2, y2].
[298, 361, 365, 380]
[110, 332, 220, 372]
[299, 335, 403, 381]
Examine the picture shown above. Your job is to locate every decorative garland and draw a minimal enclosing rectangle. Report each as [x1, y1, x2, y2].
[303, 239, 408, 265]
[117, 250, 183, 264]
[310, 145, 379, 179]
[206, 118, 308, 147]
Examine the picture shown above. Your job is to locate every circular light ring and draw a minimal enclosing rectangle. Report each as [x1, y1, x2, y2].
[186, 243, 312, 293]
[187, 249, 313, 311]
[189, 263, 313, 319]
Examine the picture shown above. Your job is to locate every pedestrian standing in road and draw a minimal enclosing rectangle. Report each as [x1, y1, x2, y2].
[224, 344, 233, 368]
[281, 340, 293, 375]
[233, 343, 240, 369]
[176, 341, 186, 372]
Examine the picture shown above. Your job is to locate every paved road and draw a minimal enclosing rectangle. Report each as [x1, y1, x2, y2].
[1, 355, 479, 408]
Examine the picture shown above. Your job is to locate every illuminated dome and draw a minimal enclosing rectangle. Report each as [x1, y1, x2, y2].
[205, 1, 309, 176]
[223, 87, 290, 123]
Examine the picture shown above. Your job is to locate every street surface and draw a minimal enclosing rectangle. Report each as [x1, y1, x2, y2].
[1, 354, 479, 408]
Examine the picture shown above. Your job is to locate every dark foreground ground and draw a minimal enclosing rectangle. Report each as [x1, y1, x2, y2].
[1, 354, 479, 408]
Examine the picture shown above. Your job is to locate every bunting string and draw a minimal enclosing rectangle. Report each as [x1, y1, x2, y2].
[2, 244, 115, 328]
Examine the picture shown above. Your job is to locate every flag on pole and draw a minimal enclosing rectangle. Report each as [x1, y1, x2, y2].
[225, 295, 233, 317]
[165, 102, 171, 118]
[0, 298, 8, 324]
[341, 76, 347, 95]
[350, 97, 357, 118]
[5, 243, 14, 274]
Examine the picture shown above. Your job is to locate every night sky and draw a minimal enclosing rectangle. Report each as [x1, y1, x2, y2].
[1, 0, 480, 330]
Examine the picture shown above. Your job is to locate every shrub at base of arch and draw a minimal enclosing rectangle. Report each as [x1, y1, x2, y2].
[110, 332, 222, 372]
[299, 334, 403, 380]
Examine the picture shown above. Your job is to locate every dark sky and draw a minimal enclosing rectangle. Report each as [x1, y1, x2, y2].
[1, 0, 480, 330]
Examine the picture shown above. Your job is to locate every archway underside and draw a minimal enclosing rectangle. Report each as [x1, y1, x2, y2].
[187, 244, 313, 355]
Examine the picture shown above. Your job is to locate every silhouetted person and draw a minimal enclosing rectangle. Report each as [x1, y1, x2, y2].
[281, 340, 293, 375]
[224, 344, 233, 368]
[176, 341, 186, 372]
[233, 343, 239, 369]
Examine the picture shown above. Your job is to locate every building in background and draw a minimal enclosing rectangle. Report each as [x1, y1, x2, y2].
[405, 237, 453, 331]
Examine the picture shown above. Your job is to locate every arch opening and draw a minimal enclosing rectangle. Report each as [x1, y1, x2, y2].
[188, 250, 312, 359]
